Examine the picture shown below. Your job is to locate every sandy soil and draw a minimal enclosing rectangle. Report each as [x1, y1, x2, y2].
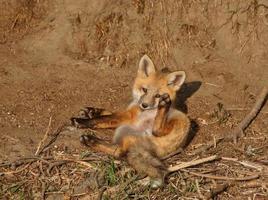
[0, 0, 267, 199]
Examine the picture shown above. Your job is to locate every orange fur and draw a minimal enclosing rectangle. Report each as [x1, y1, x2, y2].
[73, 55, 190, 188]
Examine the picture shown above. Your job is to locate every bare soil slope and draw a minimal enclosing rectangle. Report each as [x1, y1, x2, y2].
[0, 0, 267, 199]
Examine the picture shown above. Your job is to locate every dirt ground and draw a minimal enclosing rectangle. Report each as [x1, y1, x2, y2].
[0, 0, 268, 199]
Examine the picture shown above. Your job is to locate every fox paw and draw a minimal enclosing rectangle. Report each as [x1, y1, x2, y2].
[158, 93, 171, 108]
[141, 177, 164, 189]
[78, 107, 104, 119]
[150, 178, 164, 189]
[80, 134, 100, 146]
[71, 117, 96, 129]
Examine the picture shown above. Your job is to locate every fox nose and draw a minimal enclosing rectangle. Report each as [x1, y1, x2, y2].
[141, 103, 148, 109]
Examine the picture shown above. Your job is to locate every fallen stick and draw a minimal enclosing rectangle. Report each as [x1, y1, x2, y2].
[191, 138, 224, 155]
[204, 183, 230, 200]
[241, 180, 268, 188]
[46, 158, 95, 175]
[47, 160, 69, 175]
[192, 87, 268, 155]
[0, 163, 32, 176]
[162, 148, 183, 160]
[226, 107, 268, 114]
[71, 192, 88, 197]
[0, 157, 43, 168]
[181, 169, 260, 181]
[222, 157, 268, 172]
[230, 87, 268, 140]
[35, 116, 52, 156]
[41, 181, 46, 200]
[36, 122, 69, 155]
[136, 156, 219, 189]
[168, 155, 219, 173]
[195, 179, 205, 199]
[63, 159, 94, 169]
[97, 187, 107, 200]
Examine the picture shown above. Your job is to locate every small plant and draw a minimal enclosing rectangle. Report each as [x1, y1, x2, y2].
[211, 102, 231, 124]
[79, 150, 92, 159]
[9, 183, 23, 194]
[186, 181, 197, 193]
[105, 159, 117, 186]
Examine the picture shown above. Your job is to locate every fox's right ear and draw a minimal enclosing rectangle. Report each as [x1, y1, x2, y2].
[138, 55, 156, 78]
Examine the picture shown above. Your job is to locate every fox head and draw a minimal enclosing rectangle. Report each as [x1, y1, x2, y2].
[133, 55, 186, 110]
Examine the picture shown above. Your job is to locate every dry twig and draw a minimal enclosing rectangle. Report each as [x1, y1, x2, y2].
[36, 122, 69, 155]
[222, 157, 268, 172]
[168, 155, 219, 173]
[228, 87, 268, 142]
[181, 169, 259, 181]
[1, 163, 32, 176]
[162, 147, 183, 160]
[205, 183, 230, 200]
[97, 187, 107, 200]
[35, 116, 52, 156]
[192, 87, 268, 155]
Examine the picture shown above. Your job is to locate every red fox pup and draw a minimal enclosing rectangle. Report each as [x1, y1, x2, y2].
[71, 55, 190, 188]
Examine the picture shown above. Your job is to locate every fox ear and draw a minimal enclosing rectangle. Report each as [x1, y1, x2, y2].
[138, 55, 156, 77]
[167, 71, 186, 90]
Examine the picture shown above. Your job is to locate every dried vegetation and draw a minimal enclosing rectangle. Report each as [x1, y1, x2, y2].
[0, 0, 268, 199]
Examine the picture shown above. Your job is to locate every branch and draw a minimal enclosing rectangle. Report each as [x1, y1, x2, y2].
[36, 123, 69, 156]
[35, 116, 52, 155]
[181, 169, 259, 181]
[227, 86, 268, 142]
[161, 148, 183, 160]
[204, 183, 230, 200]
[192, 87, 267, 155]
[168, 155, 219, 173]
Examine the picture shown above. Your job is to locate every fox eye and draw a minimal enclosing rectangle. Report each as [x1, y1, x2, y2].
[142, 87, 147, 93]
[155, 94, 161, 98]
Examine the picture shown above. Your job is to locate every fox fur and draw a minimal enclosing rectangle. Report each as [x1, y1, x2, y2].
[71, 55, 190, 188]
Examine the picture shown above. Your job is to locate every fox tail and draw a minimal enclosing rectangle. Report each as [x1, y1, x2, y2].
[114, 126, 167, 188]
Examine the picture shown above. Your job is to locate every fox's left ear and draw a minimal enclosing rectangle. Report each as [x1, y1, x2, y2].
[167, 71, 186, 90]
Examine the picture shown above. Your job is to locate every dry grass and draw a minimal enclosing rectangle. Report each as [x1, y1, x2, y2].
[0, 0, 50, 43]
[0, 0, 268, 199]
[1, 105, 267, 199]
[1, 138, 267, 199]
[64, 0, 268, 72]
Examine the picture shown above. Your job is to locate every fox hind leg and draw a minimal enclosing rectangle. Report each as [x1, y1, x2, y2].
[80, 134, 123, 158]
[80, 131, 167, 188]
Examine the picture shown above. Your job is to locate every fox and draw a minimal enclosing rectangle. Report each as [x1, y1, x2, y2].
[71, 55, 190, 188]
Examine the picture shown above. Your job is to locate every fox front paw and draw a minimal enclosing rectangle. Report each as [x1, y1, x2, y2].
[158, 93, 171, 108]
[71, 117, 96, 129]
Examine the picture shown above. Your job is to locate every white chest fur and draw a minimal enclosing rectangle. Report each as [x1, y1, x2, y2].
[133, 109, 157, 134]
